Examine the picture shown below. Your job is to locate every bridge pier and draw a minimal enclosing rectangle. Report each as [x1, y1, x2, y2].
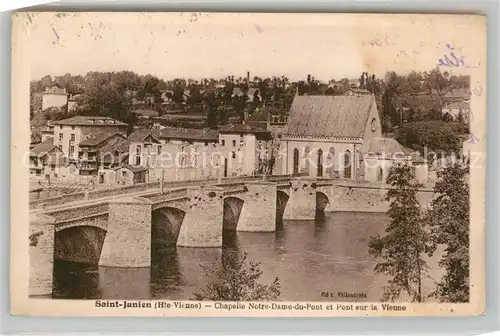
[177, 187, 225, 247]
[283, 180, 317, 220]
[29, 212, 56, 296]
[99, 197, 153, 267]
[237, 182, 277, 232]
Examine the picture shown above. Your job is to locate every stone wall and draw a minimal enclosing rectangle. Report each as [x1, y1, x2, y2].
[29, 212, 55, 296]
[236, 182, 277, 232]
[283, 180, 317, 220]
[99, 197, 153, 267]
[330, 183, 435, 213]
[176, 187, 224, 247]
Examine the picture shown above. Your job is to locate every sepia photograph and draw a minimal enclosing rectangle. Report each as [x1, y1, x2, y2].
[11, 12, 486, 316]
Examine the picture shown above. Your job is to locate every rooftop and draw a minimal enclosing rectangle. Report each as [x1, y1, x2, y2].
[444, 88, 472, 99]
[30, 138, 60, 156]
[53, 116, 128, 127]
[368, 137, 406, 155]
[219, 123, 272, 141]
[79, 131, 125, 147]
[127, 128, 160, 143]
[158, 127, 219, 142]
[284, 95, 375, 139]
[442, 101, 470, 110]
[43, 86, 67, 95]
[116, 164, 148, 173]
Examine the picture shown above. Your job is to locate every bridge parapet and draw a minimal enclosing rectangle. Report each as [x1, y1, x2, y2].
[46, 202, 109, 223]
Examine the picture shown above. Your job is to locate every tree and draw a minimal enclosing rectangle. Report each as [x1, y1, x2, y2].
[204, 90, 219, 129]
[368, 163, 430, 302]
[423, 68, 448, 96]
[395, 120, 463, 155]
[172, 78, 186, 104]
[407, 71, 422, 95]
[192, 251, 281, 301]
[427, 163, 470, 302]
[76, 71, 135, 128]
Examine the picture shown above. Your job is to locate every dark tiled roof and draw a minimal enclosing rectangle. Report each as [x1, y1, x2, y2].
[134, 109, 160, 117]
[442, 101, 470, 110]
[127, 129, 160, 143]
[159, 127, 219, 142]
[30, 138, 59, 156]
[53, 116, 128, 126]
[116, 164, 148, 173]
[444, 88, 471, 99]
[43, 86, 67, 95]
[79, 131, 124, 147]
[219, 123, 271, 140]
[284, 95, 375, 138]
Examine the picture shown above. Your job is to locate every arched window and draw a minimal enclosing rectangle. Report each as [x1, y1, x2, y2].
[304, 146, 311, 175]
[378, 166, 383, 182]
[317, 149, 323, 177]
[293, 148, 299, 175]
[344, 150, 352, 179]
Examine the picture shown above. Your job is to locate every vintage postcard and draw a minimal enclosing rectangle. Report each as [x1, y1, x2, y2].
[11, 12, 486, 317]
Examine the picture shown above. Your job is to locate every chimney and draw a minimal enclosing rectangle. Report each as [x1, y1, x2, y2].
[247, 71, 250, 82]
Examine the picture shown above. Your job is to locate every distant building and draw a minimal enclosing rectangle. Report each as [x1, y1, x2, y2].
[29, 138, 64, 179]
[443, 88, 471, 103]
[344, 88, 371, 96]
[267, 114, 288, 134]
[52, 116, 128, 162]
[442, 100, 471, 121]
[157, 127, 219, 146]
[42, 86, 68, 110]
[156, 127, 221, 181]
[281, 95, 383, 179]
[364, 137, 427, 184]
[67, 94, 81, 111]
[78, 131, 129, 177]
[127, 129, 162, 168]
[114, 165, 149, 185]
[219, 124, 272, 177]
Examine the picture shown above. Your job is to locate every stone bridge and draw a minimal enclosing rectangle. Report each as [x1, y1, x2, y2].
[29, 175, 435, 296]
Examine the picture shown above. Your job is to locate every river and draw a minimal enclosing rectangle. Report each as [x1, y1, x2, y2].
[53, 211, 441, 302]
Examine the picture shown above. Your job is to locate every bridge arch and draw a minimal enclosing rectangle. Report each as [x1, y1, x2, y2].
[54, 225, 107, 264]
[151, 206, 186, 249]
[316, 191, 330, 214]
[223, 197, 245, 232]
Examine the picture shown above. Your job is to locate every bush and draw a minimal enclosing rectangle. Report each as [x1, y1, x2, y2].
[192, 251, 281, 301]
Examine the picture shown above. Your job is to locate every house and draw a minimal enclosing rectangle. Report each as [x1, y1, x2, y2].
[219, 123, 272, 177]
[78, 131, 129, 177]
[127, 129, 162, 168]
[42, 86, 68, 110]
[364, 137, 427, 183]
[157, 127, 221, 180]
[114, 165, 149, 185]
[345, 88, 371, 96]
[441, 100, 471, 121]
[158, 127, 219, 146]
[281, 95, 382, 179]
[443, 88, 471, 103]
[40, 121, 55, 142]
[29, 138, 65, 180]
[52, 116, 128, 161]
[67, 94, 81, 111]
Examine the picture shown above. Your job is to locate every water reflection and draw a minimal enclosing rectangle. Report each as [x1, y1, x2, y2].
[53, 212, 392, 301]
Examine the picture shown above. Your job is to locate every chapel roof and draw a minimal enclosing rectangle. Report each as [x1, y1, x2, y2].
[283, 95, 375, 139]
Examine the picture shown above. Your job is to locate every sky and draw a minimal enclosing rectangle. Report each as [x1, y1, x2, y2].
[21, 12, 484, 82]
